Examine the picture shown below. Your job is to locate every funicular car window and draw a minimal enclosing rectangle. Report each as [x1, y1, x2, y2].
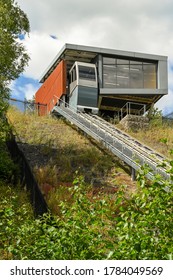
[79, 65, 96, 80]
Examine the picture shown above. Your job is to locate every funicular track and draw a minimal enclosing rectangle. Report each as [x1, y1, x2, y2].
[52, 104, 170, 182]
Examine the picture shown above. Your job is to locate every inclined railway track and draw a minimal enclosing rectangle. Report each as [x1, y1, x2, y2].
[84, 113, 165, 164]
[52, 105, 170, 182]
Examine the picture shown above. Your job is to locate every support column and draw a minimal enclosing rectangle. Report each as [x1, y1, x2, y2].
[131, 167, 136, 181]
[98, 55, 103, 88]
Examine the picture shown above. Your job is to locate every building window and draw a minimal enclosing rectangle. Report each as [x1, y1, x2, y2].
[103, 57, 157, 89]
[143, 63, 157, 88]
[78, 65, 96, 80]
[130, 62, 143, 88]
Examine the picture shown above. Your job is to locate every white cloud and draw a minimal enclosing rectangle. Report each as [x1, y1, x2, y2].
[24, 83, 39, 100]
[22, 32, 64, 80]
[10, 79, 40, 100]
[17, 0, 173, 73]
[10, 80, 21, 98]
[16, 0, 173, 55]
[156, 90, 173, 115]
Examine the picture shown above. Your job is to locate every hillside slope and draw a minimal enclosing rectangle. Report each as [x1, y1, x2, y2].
[7, 107, 136, 204]
[5, 107, 172, 260]
[121, 123, 173, 159]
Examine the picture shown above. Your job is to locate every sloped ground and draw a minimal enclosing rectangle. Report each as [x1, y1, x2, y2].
[118, 122, 173, 159]
[3, 107, 172, 259]
[7, 107, 136, 205]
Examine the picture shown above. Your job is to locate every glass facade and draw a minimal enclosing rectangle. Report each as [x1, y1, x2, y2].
[103, 57, 157, 89]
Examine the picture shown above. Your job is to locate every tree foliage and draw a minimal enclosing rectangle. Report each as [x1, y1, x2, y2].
[0, 0, 30, 109]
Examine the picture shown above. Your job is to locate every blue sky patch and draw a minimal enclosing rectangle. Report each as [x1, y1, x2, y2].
[170, 63, 173, 72]
[18, 33, 25, 40]
[11, 75, 40, 101]
[16, 75, 40, 88]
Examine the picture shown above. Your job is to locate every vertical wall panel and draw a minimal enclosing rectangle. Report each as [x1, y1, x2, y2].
[35, 60, 66, 115]
[157, 59, 168, 91]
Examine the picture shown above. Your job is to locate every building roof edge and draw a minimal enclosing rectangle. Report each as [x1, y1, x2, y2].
[39, 43, 168, 83]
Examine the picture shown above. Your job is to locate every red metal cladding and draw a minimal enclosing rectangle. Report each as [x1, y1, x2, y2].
[35, 60, 66, 115]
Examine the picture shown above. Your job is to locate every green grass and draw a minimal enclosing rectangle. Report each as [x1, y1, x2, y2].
[0, 107, 172, 260]
[122, 123, 173, 159]
[7, 107, 173, 214]
[1, 172, 172, 260]
[0, 139, 34, 259]
[7, 107, 134, 211]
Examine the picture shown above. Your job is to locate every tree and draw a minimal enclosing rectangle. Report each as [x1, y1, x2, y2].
[0, 0, 30, 117]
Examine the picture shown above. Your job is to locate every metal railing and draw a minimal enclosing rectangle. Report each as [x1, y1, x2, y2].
[118, 102, 147, 120]
[8, 97, 47, 115]
[51, 99, 170, 182]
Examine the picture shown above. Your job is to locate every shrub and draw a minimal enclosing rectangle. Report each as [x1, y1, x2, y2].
[0, 141, 18, 182]
[2, 165, 171, 260]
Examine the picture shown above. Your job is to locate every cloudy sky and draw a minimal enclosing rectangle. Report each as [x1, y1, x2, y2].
[11, 0, 173, 114]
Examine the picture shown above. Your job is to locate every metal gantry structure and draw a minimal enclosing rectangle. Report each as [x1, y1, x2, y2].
[52, 101, 170, 182]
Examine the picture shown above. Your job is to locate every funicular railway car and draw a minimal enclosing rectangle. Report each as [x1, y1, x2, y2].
[35, 44, 168, 117]
[69, 61, 98, 113]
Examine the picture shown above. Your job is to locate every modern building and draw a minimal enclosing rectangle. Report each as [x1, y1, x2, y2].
[35, 43, 168, 116]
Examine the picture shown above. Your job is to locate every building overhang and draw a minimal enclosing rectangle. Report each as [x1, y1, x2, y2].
[39, 43, 167, 83]
[98, 89, 167, 112]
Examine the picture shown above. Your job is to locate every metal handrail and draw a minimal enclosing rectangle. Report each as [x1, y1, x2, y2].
[52, 102, 170, 182]
[118, 102, 147, 120]
[50, 94, 83, 114]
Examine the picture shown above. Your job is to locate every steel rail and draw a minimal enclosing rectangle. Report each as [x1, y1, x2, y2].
[83, 113, 166, 164]
[52, 104, 170, 182]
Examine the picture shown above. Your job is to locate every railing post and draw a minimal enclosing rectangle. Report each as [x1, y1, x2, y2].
[144, 104, 146, 115]
[131, 167, 136, 181]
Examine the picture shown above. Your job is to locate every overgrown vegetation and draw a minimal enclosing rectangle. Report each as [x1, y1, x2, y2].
[0, 0, 32, 260]
[0, 141, 18, 181]
[129, 124, 173, 158]
[0, 115, 33, 260]
[7, 107, 133, 203]
[0, 0, 30, 170]
[0, 0, 30, 99]
[0, 182, 34, 259]
[2, 106, 172, 260]
[1, 167, 172, 260]
[124, 107, 173, 159]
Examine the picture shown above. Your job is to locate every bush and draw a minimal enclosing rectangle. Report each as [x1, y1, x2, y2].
[111, 164, 173, 259]
[147, 105, 163, 127]
[0, 183, 34, 259]
[1, 165, 172, 260]
[0, 141, 18, 182]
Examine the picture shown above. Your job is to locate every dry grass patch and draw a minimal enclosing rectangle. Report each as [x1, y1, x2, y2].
[127, 124, 173, 159]
[7, 107, 133, 208]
